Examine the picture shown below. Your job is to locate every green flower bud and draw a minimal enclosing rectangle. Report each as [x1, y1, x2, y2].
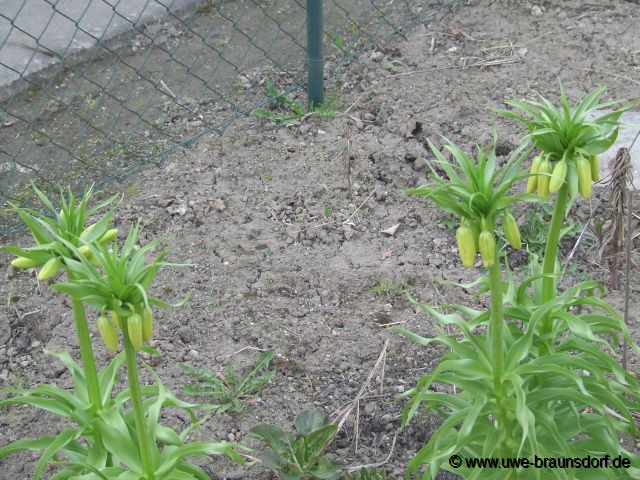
[78, 245, 92, 258]
[456, 224, 477, 268]
[479, 230, 496, 268]
[80, 223, 96, 240]
[141, 305, 153, 341]
[502, 210, 521, 250]
[577, 156, 592, 198]
[548, 160, 568, 193]
[97, 316, 119, 352]
[38, 257, 61, 281]
[127, 314, 143, 351]
[100, 228, 118, 244]
[11, 256, 42, 269]
[527, 155, 543, 194]
[537, 158, 553, 197]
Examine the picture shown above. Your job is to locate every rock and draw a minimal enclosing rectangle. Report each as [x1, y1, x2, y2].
[45, 361, 67, 378]
[370, 51, 384, 63]
[177, 326, 195, 343]
[157, 196, 176, 207]
[412, 157, 428, 172]
[167, 203, 188, 216]
[14, 333, 30, 351]
[299, 123, 311, 135]
[531, 5, 544, 16]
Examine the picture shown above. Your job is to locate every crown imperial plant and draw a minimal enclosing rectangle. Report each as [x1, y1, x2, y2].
[397, 88, 640, 479]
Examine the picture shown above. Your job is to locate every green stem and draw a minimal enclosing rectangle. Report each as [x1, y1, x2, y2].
[540, 184, 568, 341]
[487, 244, 512, 457]
[123, 325, 155, 480]
[69, 295, 103, 413]
[488, 254, 505, 390]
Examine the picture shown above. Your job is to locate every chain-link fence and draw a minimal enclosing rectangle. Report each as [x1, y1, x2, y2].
[0, 0, 458, 239]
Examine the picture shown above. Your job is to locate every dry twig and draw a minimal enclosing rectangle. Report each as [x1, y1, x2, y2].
[334, 339, 390, 436]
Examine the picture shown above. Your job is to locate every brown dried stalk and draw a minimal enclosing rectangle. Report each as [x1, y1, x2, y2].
[608, 148, 633, 291]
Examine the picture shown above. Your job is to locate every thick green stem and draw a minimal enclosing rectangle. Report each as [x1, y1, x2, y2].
[540, 184, 568, 343]
[123, 325, 155, 480]
[69, 296, 103, 413]
[488, 255, 505, 389]
[487, 243, 512, 458]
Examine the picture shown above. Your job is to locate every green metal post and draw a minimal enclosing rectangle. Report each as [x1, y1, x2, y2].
[306, 0, 324, 107]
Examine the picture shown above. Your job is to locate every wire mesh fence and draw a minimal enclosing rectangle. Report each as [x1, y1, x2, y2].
[0, 0, 458, 239]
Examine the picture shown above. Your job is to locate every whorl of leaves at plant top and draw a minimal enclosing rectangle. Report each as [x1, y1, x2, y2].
[50, 224, 183, 318]
[407, 137, 536, 227]
[496, 86, 633, 161]
[4, 183, 118, 274]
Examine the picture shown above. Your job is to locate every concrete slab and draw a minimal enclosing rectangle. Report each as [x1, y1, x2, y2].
[0, 0, 198, 96]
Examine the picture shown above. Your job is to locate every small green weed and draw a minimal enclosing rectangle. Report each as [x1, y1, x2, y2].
[315, 151, 330, 162]
[249, 409, 341, 480]
[521, 203, 584, 255]
[255, 80, 340, 123]
[370, 280, 411, 298]
[181, 349, 276, 414]
[438, 215, 458, 231]
[326, 32, 351, 54]
[565, 259, 591, 283]
[342, 469, 387, 480]
[123, 184, 139, 196]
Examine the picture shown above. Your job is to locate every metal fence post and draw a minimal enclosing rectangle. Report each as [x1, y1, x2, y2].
[306, 0, 324, 107]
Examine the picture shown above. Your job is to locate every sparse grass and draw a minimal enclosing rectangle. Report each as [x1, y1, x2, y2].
[203, 299, 218, 311]
[370, 279, 411, 297]
[255, 80, 340, 123]
[123, 184, 139, 196]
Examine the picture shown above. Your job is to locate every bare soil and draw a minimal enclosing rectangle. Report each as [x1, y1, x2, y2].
[2, 1, 640, 479]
